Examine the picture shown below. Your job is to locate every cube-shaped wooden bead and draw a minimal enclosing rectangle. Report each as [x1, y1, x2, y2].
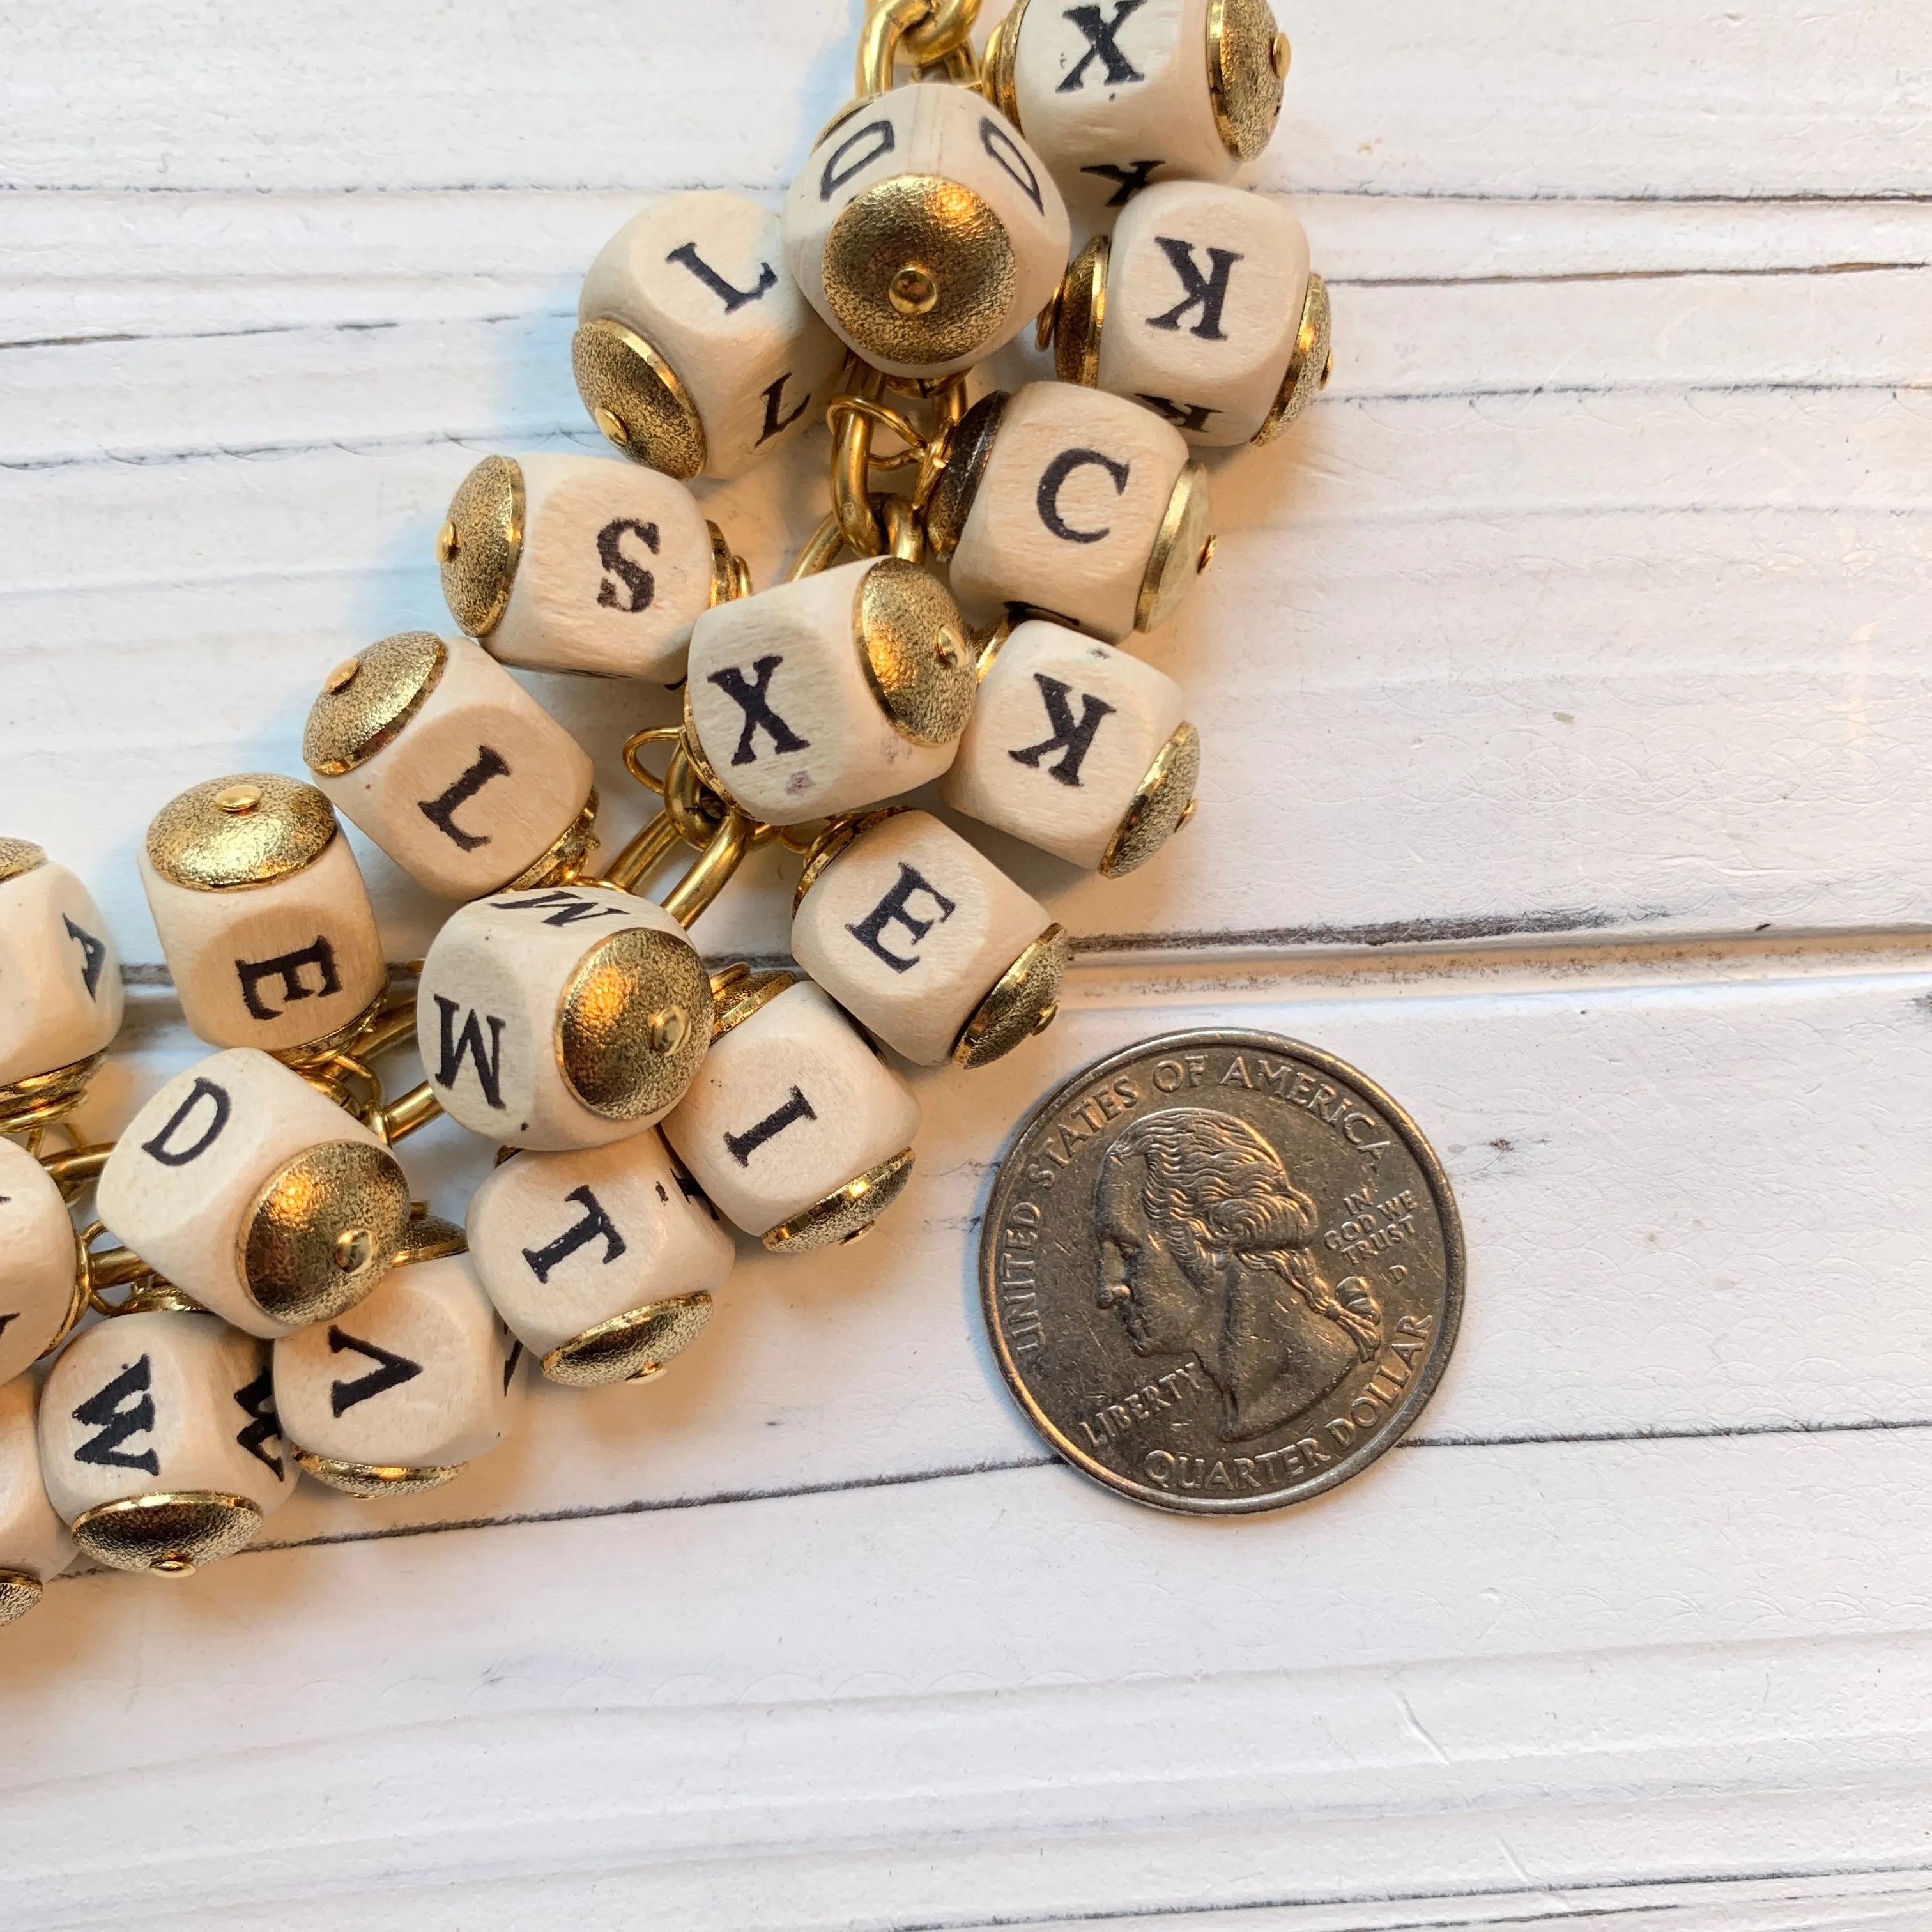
[440, 453, 745, 684]
[0, 1136, 80, 1390]
[466, 1130, 735, 1386]
[303, 632, 596, 902]
[781, 82, 1070, 381]
[97, 1048, 413, 1340]
[942, 618, 1200, 873]
[417, 885, 712, 1151]
[38, 1310, 296, 1575]
[933, 383, 1211, 643]
[575, 190, 845, 480]
[1077, 183, 1317, 447]
[0, 839, 123, 1098]
[138, 775, 388, 1055]
[792, 810, 1065, 1068]
[988, 0, 1289, 212]
[0, 1379, 75, 1625]
[662, 977, 921, 1251]
[273, 1217, 524, 1494]
[684, 558, 976, 827]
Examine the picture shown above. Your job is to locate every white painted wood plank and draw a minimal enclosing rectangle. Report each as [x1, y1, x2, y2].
[3, 1, 1926, 200]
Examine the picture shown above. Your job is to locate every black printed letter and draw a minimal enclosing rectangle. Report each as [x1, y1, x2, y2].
[1146, 238, 1243, 341]
[326, 1326, 424, 1416]
[706, 656, 811, 765]
[418, 746, 512, 852]
[1037, 448, 1131, 544]
[487, 889, 628, 929]
[757, 372, 811, 445]
[521, 1184, 628, 1284]
[846, 864, 958, 974]
[822, 118, 896, 199]
[73, 1356, 160, 1475]
[63, 915, 108, 1000]
[596, 518, 659, 613]
[664, 241, 778, 313]
[1008, 675, 1117, 787]
[233, 1367, 285, 1480]
[979, 116, 1046, 212]
[235, 935, 341, 1022]
[433, 997, 507, 1110]
[1135, 394, 1222, 434]
[724, 1087, 817, 1166]
[141, 1076, 231, 1168]
[1058, 1, 1147, 89]
[1082, 160, 1162, 206]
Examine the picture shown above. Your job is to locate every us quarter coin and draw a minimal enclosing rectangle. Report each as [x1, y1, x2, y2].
[980, 1031, 1464, 1515]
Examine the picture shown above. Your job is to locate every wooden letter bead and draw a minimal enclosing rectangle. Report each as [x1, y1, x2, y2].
[138, 774, 387, 1055]
[466, 1130, 735, 1386]
[0, 1379, 75, 1625]
[662, 977, 921, 1252]
[791, 810, 1065, 1068]
[989, 0, 1288, 212]
[273, 1217, 524, 1495]
[303, 632, 596, 903]
[0, 1136, 80, 1390]
[1091, 181, 1314, 446]
[441, 453, 741, 685]
[96, 1048, 412, 1340]
[942, 617, 1199, 874]
[684, 557, 975, 826]
[38, 1310, 296, 1575]
[781, 82, 1071, 382]
[940, 382, 1211, 643]
[574, 190, 845, 480]
[416, 885, 712, 1151]
[0, 839, 123, 1100]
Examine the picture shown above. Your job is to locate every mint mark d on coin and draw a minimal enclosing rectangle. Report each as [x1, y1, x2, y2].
[980, 1031, 1464, 1515]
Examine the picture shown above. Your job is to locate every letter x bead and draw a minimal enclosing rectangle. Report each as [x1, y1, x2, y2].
[303, 633, 596, 903]
[137, 775, 388, 1056]
[416, 886, 712, 1151]
[466, 1130, 735, 1380]
[0, 1136, 80, 1390]
[792, 811, 1062, 1066]
[97, 1048, 413, 1340]
[995, 0, 1287, 212]
[443, 453, 738, 686]
[0, 1379, 74, 1623]
[942, 617, 1197, 873]
[576, 190, 846, 479]
[662, 979, 922, 1250]
[0, 838, 123, 1097]
[942, 381, 1209, 643]
[38, 1310, 296, 1573]
[273, 1218, 525, 1492]
[684, 557, 976, 825]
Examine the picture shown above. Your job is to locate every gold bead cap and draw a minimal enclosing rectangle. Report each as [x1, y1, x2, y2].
[1101, 719, 1202, 877]
[144, 773, 339, 893]
[791, 806, 912, 914]
[822, 176, 1017, 371]
[1254, 272, 1332, 446]
[979, 0, 1028, 126]
[854, 556, 976, 746]
[1135, 462, 1215, 636]
[70, 1492, 265, 1575]
[1209, 0, 1290, 163]
[440, 454, 526, 638]
[762, 1147, 917, 1252]
[0, 838, 47, 885]
[571, 318, 707, 481]
[709, 966, 797, 1042]
[922, 389, 1008, 560]
[295, 1452, 462, 1498]
[540, 1292, 716, 1388]
[1048, 234, 1108, 388]
[954, 924, 1068, 1068]
[239, 1139, 414, 1327]
[391, 1212, 468, 1267]
[303, 632, 448, 778]
[556, 924, 714, 1122]
[0, 1570, 43, 1626]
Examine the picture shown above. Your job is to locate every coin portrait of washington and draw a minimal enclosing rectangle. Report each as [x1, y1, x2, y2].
[981, 1032, 1463, 1514]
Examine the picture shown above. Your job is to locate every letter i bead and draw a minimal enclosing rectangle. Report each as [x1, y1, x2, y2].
[792, 809, 1066, 1067]
[662, 976, 922, 1251]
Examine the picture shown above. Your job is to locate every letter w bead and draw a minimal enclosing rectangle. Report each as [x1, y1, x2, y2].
[521, 1185, 628, 1284]
[1009, 675, 1117, 786]
[326, 1326, 424, 1416]
[707, 656, 811, 765]
[487, 889, 629, 928]
[1059, 0, 1148, 89]
[433, 997, 507, 1110]
[232, 1367, 285, 1480]
[72, 1356, 161, 1475]
[1146, 238, 1244, 341]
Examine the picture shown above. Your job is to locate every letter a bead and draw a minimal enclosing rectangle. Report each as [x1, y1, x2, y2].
[416, 885, 712, 1151]
[942, 617, 1199, 873]
[684, 557, 976, 825]
[929, 382, 1211, 643]
[440, 453, 748, 684]
[274, 1216, 525, 1495]
[0, 1379, 75, 1624]
[662, 976, 922, 1251]
[575, 191, 846, 480]
[302, 632, 597, 902]
[792, 811, 1066, 1067]
[0, 838, 123, 1110]
[138, 774, 388, 1056]
[987, 0, 1289, 212]
[97, 1048, 413, 1340]
[0, 1136, 82, 1390]
[466, 1130, 735, 1386]
[782, 83, 1071, 381]
[38, 1310, 296, 1575]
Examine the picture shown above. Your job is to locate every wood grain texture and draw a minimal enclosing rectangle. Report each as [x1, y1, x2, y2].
[1, 1, 1927, 1924]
